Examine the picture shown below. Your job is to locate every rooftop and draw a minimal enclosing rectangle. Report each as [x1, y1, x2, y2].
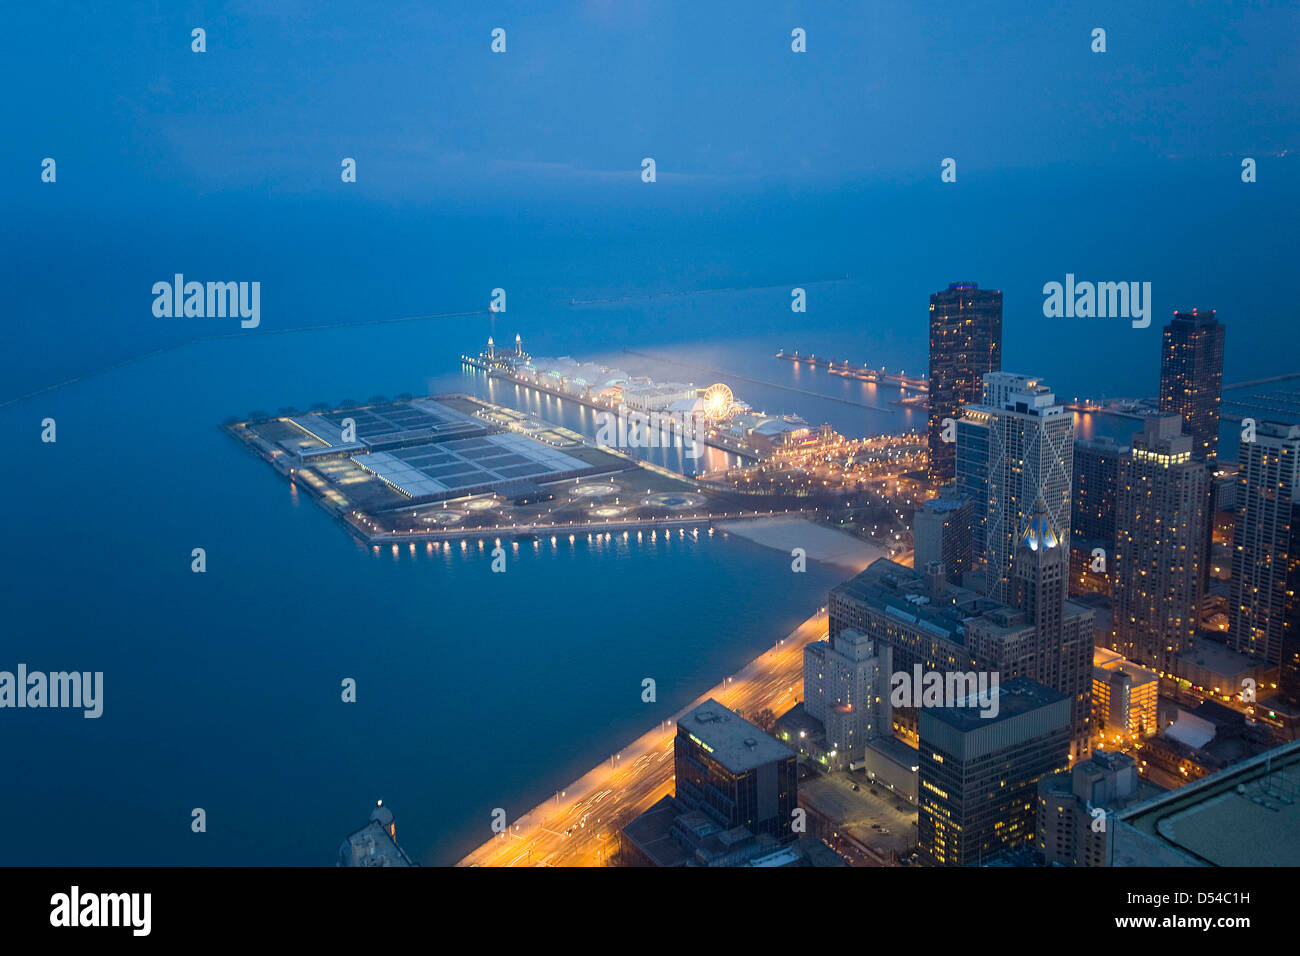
[1114, 740, 1300, 866]
[922, 676, 1068, 733]
[679, 699, 795, 773]
[833, 558, 1000, 647]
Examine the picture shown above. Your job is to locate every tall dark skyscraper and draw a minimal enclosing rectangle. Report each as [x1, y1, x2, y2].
[1159, 309, 1225, 462]
[1230, 422, 1300, 666]
[917, 677, 1070, 866]
[928, 283, 1002, 483]
[1282, 502, 1300, 709]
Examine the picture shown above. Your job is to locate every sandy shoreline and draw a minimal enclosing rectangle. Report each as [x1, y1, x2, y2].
[716, 516, 887, 573]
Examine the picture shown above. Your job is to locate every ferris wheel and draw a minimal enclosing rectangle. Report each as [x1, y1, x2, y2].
[702, 383, 734, 419]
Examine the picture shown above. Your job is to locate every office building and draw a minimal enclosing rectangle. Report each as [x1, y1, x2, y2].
[831, 555, 1093, 757]
[976, 375, 1074, 606]
[1037, 750, 1144, 867]
[1111, 415, 1209, 673]
[1012, 499, 1093, 758]
[1158, 309, 1225, 463]
[917, 677, 1070, 866]
[914, 491, 974, 574]
[1229, 421, 1300, 665]
[927, 283, 1002, 483]
[674, 699, 798, 844]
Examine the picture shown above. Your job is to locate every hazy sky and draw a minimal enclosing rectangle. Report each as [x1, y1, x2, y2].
[7, 1, 1298, 199]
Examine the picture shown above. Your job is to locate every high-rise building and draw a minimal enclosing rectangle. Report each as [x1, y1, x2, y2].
[674, 700, 798, 843]
[1111, 415, 1209, 673]
[978, 375, 1074, 606]
[1229, 422, 1300, 665]
[927, 283, 1002, 483]
[802, 628, 892, 770]
[914, 491, 974, 574]
[917, 677, 1070, 866]
[1072, 436, 1127, 544]
[1283, 502, 1300, 708]
[1159, 309, 1225, 462]
[1013, 499, 1093, 759]
[956, 407, 992, 571]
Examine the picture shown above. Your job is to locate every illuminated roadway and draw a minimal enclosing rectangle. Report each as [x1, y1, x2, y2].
[457, 609, 830, 866]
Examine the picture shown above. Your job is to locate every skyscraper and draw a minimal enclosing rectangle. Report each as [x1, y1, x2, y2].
[1231, 422, 1300, 665]
[979, 375, 1074, 605]
[1111, 415, 1209, 673]
[1014, 499, 1093, 758]
[917, 677, 1070, 866]
[956, 407, 992, 571]
[927, 283, 1002, 483]
[1159, 309, 1225, 462]
[914, 491, 974, 574]
[1282, 502, 1300, 708]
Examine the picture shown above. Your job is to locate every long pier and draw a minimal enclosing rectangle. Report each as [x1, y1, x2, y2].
[775, 350, 928, 394]
[462, 355, 760, 461]
[350, 508, 816, 546]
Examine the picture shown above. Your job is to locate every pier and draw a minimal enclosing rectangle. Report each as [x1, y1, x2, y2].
[775, 350, 929, 394]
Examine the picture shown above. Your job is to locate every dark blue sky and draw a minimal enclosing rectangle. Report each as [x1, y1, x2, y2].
[3, 1, 1298, 401]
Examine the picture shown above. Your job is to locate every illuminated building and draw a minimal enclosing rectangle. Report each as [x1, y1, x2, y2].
[1158, 309, 1225, 463]
[1111, 415, 1209, 673]
[927, 283, 1002, 483]
[1229, 421, 1300, 666]
[1092, 648, 1158, 738]
[917, 677, 1070, 866]
[829, 555, 1093, 755]
[674, 700, 798, 844]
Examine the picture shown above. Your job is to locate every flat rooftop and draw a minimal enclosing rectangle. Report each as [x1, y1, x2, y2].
[339, 820, 413, 867]
[679, 699, 795, 773]
[1115, 739, 1300, 866]
[360, 431, 591, 498]
[1176, 640, 1271, 680]
[832, 558, 1004, 646]
[292, 397, 485, 448]
[921, 676, 1067, 733]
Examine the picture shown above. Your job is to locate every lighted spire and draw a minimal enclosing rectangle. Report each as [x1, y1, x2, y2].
[1020, 497, 1058, 551]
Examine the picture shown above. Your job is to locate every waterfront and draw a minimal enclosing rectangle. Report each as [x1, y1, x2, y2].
[0, 318, 852, 866]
